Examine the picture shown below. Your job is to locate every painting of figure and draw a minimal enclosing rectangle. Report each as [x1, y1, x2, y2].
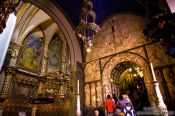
[19, 34, 42, 71]
[48, 36, 62, 68]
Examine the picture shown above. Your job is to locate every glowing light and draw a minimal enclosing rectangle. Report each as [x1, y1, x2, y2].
[86, 47, 91, 52]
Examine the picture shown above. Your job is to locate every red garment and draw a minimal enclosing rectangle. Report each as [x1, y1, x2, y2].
[105, 98, 115, 113]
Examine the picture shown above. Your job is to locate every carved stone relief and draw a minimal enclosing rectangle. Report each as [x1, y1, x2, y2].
[91, 83, 96, 108]
[85, 84, 90, 107]
[84, 60, 100, 82]
[96, 82, 103, 107]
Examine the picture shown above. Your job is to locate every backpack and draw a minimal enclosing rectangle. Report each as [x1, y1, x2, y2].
[123, 107, 136, 116]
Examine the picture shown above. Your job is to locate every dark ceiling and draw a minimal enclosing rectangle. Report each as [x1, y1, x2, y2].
[57, 0, 144, 27]
[54, 0, 168, 28]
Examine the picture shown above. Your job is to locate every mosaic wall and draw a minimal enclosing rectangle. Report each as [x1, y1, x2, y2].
[146, 43, 175, 67]
[84, 13, 175, 109]
[84, 82, 103, 108]
[84, 60, 100, 82]
[86, 14, 147, 61]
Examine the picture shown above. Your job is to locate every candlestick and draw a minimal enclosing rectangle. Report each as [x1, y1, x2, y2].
[150, 62, 168, 115]
[77, 80, 81, 115]
[77, 95, 81, 116]
[150, 63, 157, 81]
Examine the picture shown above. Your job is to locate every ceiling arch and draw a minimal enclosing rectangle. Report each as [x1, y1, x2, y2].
[22, 0, 82, 66]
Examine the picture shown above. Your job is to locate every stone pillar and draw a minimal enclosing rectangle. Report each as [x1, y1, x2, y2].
[69, 65, 77, 116]
[0, 67, 15, 100]
[61, 41, 68, 73]
[41, 50, 48, 76]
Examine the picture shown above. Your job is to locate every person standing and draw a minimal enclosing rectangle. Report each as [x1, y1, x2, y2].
[112, 94, 119, 116]
[94, 110, 99, 116]
[123, 102, 136, 116]
[122, 93, 136, 116]
[105, 95, 116, 116]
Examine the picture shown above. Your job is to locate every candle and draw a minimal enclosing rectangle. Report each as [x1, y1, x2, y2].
[150, 63, 157, 81]
[77, 80, 79, 94]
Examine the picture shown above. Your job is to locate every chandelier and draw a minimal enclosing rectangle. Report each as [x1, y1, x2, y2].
[0, 0, 20, 33]
[76, 0, 100, 52]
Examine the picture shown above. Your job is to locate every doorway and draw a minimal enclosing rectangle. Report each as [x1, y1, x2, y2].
[110, 61, 150, 110]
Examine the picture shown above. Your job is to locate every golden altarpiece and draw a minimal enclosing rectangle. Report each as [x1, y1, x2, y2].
[0, 3, 81, 115]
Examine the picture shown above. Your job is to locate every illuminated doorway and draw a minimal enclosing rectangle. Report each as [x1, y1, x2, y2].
[110, 61, 150, 110]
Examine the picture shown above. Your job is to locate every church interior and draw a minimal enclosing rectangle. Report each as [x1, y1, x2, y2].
[0, 0, 175, 116]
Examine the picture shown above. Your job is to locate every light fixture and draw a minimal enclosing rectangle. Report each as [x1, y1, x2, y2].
[86, 47, 91, 52]
[127, 67, 143, 78]
[0, 0, 20, 33]
[76, 0, 100, 52]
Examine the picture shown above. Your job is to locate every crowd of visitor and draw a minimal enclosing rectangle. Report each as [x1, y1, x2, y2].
[95, 93, 136, 116]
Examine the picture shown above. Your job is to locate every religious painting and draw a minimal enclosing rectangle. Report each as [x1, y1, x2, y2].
[18, 34, 42, 72]
[48, 36, 62, 71]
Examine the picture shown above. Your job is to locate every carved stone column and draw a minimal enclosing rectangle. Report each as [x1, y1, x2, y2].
[69, 65, 77, 116]
[41, 50, 48, 76]
[61, 41, 68, 73]
[0, 67, 15, 101]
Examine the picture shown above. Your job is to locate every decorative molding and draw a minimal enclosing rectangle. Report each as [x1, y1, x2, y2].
[15, 3, 31, 29]
[18, 6, 39, 40]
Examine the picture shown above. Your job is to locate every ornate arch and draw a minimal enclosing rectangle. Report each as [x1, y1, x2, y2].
[102, 52, 157, 107]
[22, 0, 82, 65]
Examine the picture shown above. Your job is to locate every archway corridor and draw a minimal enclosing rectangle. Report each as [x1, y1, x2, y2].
[110, 61, 150, 110]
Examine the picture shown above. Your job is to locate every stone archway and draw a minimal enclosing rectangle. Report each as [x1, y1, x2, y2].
[22, 0, 82, 66]
[110, 61, 150, 110]
[102, 52, 157, 107]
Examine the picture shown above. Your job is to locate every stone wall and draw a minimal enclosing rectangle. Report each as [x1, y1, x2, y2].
[84, 13, 175, 110]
